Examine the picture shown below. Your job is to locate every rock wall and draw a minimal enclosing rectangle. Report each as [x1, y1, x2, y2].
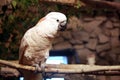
[52, 15, 120, 65]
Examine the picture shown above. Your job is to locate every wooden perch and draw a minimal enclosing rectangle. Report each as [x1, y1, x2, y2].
[0, 67, 20, 77]
[3, 0, 120, 10]
[39, 0, 120, 10]
[0, 59, 120, 77]
[39, 0, 77, 5]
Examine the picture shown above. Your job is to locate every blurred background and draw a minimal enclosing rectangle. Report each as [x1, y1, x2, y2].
[0, 0, 120, 80]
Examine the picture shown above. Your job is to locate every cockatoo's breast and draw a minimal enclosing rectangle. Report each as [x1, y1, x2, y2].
[22, 19, 59, 54]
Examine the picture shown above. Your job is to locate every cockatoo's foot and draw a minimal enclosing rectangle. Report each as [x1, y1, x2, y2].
[33, 64, 40, 73]
[41, 62, 46, 77]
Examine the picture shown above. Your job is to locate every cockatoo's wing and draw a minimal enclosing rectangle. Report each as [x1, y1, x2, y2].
[19, 38, 28, 64]
[19, 17, 46, 65]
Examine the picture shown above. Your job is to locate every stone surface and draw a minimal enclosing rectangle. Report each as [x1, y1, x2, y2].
[53, 37, 64, 45]
[86, 38, 98, 50]
[53, 15, 120, 68]
[53, 41, 72, 50]
[92, 27, 102, 35]
[70, 39, 83, 45]
[73, 45, 84, 49]
[113, 22, 120, 27]
[109, 47, 120, 54]
[90, 32, 97, 38]
[110, 17, 119, 22]
[110, 28, 119, 37]
[95, 16, 107, 21]
[62, 31, 72, 40]
[104, 20, 113, 29]
[103, 28, 111, 37]
[99, 51, 107, 58]
[76, 48, 95, 64]
[118, 55, 120, 64]
[98, 33, 109, 43]
[83, 17, 94, 22]
[109, 53, 117, 64]
[110, 37, 120, 48]
[72, 31, 90, 43]
[83, 20, 103, 33]
[67, 16, 83, 31]
[96, 57, 109, 65]
[96, 43, 111, 53]
[79, 31, 90, 42]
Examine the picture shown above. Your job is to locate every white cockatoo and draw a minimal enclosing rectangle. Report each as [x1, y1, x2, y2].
[19, 12, 67, 80]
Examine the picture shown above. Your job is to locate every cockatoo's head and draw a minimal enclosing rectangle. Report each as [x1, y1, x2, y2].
[45, 12, 67, 31]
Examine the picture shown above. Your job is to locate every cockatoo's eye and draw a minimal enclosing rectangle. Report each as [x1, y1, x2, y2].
[56, 19, 59, 22]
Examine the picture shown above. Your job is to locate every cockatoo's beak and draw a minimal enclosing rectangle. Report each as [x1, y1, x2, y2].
[58, 21, 67, 31]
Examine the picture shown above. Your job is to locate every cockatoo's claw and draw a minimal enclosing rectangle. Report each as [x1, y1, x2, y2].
[33, 64, 40, 73]
[41, 62, 46, 77]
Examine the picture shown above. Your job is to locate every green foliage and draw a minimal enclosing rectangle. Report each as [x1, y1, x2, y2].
[0, 0, 41, 60]
[74, 0, 82, 9]
[12, 0, 17, 9]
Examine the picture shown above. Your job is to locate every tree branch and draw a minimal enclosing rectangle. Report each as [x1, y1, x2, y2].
[0, 67, 20, 77]
[3, 0, 120, 10]
[0, 59, 120, 77]
[80, 0, 120, 10]
[39, 0, 77, 5]
[39, 0, 120, 10]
